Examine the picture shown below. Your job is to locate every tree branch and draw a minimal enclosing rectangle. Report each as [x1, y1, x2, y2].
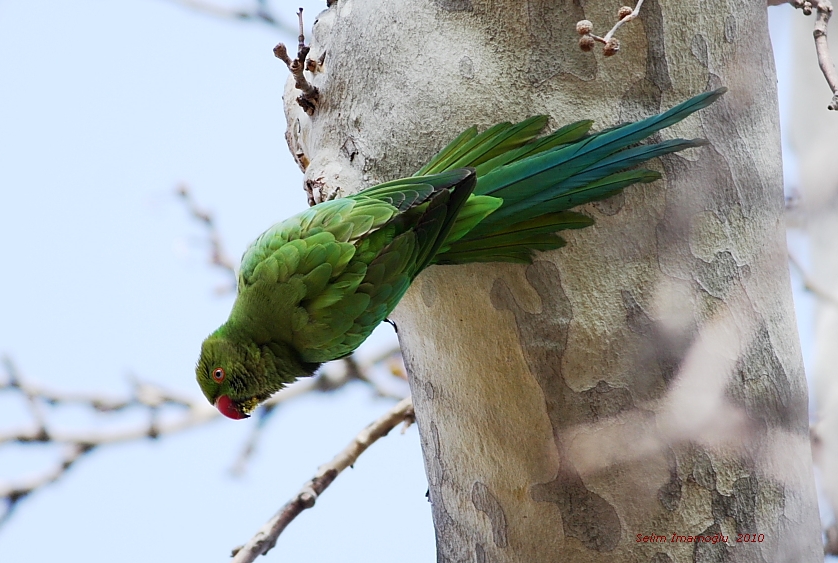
[230, 397, 416, 562]
[576, 0, 644, 56]
[177, 183, 238, 293]
[784, 0, 838, 110]
[273, 9, 320, 115]
[827, 522, 838, 556]
[229, 348, 406, 474]
[0, 356, 219, 523]
[0, 349, 406, 526]
[813, 0, 838, 110]
[788, 251, 838, 306]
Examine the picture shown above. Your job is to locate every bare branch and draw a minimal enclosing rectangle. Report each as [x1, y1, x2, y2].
[576, 1, 644, 57]
[0, 442, 91, 528]
[813, 0, 838, 110]
[602, 0, 644, 43]
[826, 522, 838, 556]
[0, 348, 405, 525]
[230, 347, 406, 474]
[786, 0, 838, 110]
[176, 183, 238, 293]
[788, 251, 838, 306]
[274, 9, 320, 115]
[0, 356, 221, 522]
[230, 397, 416, 562]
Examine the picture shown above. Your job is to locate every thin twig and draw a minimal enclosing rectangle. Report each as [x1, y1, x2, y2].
[576, 0, 644, 57]
[787, 0, 838, 110]
[0, 443, 92, 528]
[0, 357, 220, 522]
[176, 184, 238, 292]
[230, 348, 406, 474]
[602, 0, 644, 43]
[230, 397, 416, 562]
[0, 351, 405, 525]
[788, 251, 838, 306]
[827, 521, 838, 555]
[296, 6, 307, 52]
[813, 0, 838, 110]
[273, 8, 320, 115]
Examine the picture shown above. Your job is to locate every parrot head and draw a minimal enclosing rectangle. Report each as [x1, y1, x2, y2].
[195, 333, 274, 420]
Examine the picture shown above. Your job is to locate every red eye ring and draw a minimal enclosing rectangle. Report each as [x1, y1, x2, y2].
[212, 367, 226, 383]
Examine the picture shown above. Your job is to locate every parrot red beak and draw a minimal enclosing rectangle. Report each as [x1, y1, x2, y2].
[215, 395, 250, 420]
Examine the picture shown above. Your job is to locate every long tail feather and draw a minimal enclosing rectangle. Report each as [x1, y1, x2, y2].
[424, 88, 726, 264]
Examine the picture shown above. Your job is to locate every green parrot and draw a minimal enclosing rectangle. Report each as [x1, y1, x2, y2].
[197, 89, 725, 419]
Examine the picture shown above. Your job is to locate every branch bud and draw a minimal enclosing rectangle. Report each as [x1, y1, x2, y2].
[603, 38, 620, 56]
[273, 43, 292, 65]
[576, 20, 593, 35]
[579, 35, 596, 52]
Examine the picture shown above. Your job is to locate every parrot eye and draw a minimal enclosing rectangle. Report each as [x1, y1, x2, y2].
[212, 367, 226, 383]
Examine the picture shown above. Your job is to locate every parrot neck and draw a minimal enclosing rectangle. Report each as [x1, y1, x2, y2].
[261, 341, 322, 386]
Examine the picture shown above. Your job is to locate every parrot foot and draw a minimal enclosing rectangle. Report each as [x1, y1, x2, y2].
[384, 318, 398, 333]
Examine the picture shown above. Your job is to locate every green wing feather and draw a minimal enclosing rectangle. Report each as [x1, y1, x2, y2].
[232, 168, 480, 363]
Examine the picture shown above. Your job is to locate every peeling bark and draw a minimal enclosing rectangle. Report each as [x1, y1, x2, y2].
[284, 1, 821, 560]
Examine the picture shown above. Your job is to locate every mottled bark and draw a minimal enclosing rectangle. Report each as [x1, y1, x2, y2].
[284, 1, 821, 561]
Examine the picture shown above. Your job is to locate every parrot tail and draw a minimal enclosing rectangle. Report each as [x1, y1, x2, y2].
[420, 88, 726, 264]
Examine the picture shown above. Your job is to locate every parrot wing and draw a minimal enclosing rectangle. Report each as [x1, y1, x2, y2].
[231, 168, 480, 363]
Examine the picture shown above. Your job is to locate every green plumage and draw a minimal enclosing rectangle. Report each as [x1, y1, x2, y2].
[197, 89, 725, 419]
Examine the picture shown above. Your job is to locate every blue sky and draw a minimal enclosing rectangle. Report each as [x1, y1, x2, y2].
[0, 2, 821, 562]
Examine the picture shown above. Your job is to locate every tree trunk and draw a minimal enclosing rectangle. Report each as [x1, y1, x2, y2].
[285, 1, 822, 560]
